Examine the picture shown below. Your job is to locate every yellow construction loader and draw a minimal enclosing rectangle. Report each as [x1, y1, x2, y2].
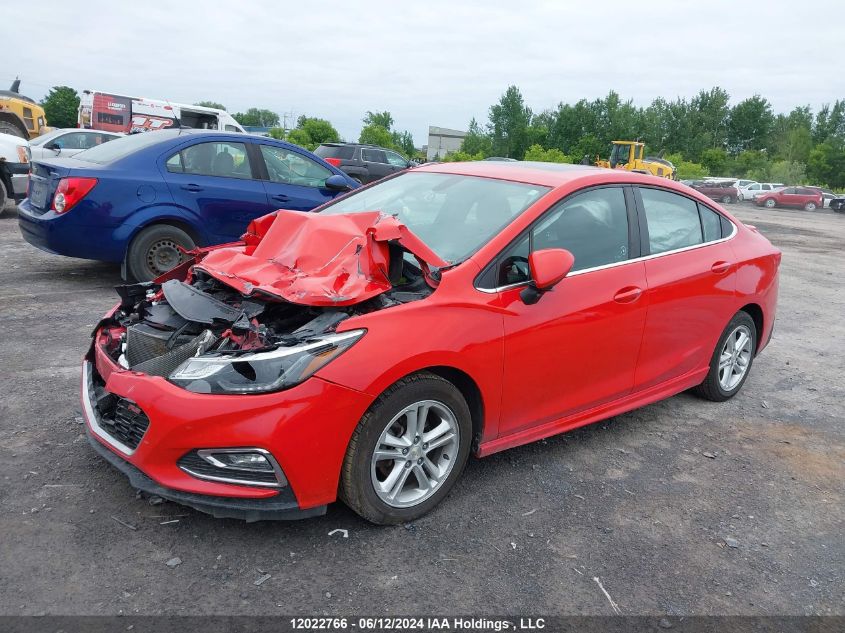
[596, 141, 676, 180]
[0, 78, 49, 139]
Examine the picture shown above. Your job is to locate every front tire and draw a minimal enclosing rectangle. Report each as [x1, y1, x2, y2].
[340, 372, 472, 525]
[0, 120, 26, 139]
[721, 195, 732, 204]
[126, 224, 195, 282]
[764, 198, 776, 208]
[0, 178, 8, 213]
[693, 311, 757, 402]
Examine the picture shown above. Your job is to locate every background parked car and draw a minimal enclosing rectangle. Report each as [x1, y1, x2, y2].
[738, 182, 784, 201]
[690, 180, 738, 203]
[28, 128, 121, 160]
[0, 131, 30, 208]
[830, 196, 845, 212]
[754, 187, 823, 211]
[18, 130, 358, 280]
[314, 143, 413, 184]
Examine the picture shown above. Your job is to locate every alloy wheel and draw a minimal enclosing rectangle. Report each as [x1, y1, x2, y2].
[718, 324, 753, 391]
[370, 399, 460, 508]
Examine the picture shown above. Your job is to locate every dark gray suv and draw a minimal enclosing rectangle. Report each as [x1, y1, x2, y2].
[314, 143, 413, 184]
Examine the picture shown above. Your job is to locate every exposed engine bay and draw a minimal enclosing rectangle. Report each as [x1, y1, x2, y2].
[93, 210, 441, 394]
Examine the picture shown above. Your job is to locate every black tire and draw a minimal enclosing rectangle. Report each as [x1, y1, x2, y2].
[721, 195, 732, 204]
[804, 202, 817, 211]
[126, 224, 195, 282]
[0, 178, 8, 213]
[0, 120, 26, 139]
[693, 311, 757, 402]
[340, 372, 472, 525]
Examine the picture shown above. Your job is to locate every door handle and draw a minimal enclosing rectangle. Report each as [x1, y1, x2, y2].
[272, 194, 290, 202]
[180, 184, 203, 192]
[711, 261, 732, 274]
[613, 286, 643, 304]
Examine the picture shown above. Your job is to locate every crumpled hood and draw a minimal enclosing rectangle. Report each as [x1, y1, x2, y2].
[194, 210, 449, 307]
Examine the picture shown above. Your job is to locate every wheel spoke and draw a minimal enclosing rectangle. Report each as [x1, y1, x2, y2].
[425, 431, 456, 452]
[735, 332, 749, 354]
[424, 420, 451, 444]
[422, 455, 441, 481]
[378, 462, 405, 495]
[414, 464, 433, 491]
[382, 432, 410, 448]
[719, 353, 733, 370]
[387, 466, 412, 501]
[373, 448, 404, 462]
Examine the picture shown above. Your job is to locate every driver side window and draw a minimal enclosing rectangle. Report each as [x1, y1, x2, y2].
[494, 187, 630, 286]
[260, 145, 332, 187]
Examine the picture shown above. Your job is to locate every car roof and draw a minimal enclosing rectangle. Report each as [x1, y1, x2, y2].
[414, 160, 669, 188]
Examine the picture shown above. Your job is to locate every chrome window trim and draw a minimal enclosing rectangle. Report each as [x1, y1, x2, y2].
[180, 448, 287, 488]
[475, 217, 737, 294]
[82, 361, 136, 456]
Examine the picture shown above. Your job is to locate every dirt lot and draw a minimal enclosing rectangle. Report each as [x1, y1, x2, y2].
[0, 202, 842, 616]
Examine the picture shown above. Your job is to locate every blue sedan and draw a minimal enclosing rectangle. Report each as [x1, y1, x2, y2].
[18, 130, 359, 280]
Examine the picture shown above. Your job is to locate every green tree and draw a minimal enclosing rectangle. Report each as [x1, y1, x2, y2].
[488, 85, 532, 158]
[233, 108, 280, 127]
[700, 148, 730, 176]
[391, 130, 415, 157]
[268, 127, 286, 140]
[285, 128, 314, 149]
[40, 86, 80, 128]
[728, 96, 774, 153]
[194, 101, 226, 110]
[523, 144, 571, 163]
[807, 142, 845, 189]
[665, 153, 709, 180]
[359, 124, 393, 148]
[363, 111, 394, 131]
[733, 150, 769, 177]
[442, 150, 485, 162]
[460, 118, 492, 156]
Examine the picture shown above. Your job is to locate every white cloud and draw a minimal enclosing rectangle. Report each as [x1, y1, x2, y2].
[3, 0, 843, 144]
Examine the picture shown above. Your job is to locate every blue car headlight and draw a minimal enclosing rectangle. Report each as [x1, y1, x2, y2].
[169, 329, 364, 394]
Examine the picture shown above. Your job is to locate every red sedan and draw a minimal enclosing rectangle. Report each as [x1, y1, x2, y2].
[82, 162, 781, 524]
[754, 186, 823, 211]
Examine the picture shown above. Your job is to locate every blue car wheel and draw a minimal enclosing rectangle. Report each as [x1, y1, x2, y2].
[127, 224, 196, 282]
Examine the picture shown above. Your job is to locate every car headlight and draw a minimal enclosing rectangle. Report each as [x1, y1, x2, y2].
[169, 329, 365, 394]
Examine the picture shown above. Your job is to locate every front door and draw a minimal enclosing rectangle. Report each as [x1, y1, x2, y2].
[256, 144, 338, 211]
[491, 186, 649, 436]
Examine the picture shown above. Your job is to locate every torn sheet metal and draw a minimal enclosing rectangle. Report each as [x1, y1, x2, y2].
[195, 210, 449, 307]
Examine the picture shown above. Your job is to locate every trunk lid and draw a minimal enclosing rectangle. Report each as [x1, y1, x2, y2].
[27, 158, 97, 215]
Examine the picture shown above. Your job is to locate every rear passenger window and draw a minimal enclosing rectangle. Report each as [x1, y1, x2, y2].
[640, 188, 702, 254]
[168, 142, 252, 179]
[362, 149, 387, 163]
[699, 204, 722, 242]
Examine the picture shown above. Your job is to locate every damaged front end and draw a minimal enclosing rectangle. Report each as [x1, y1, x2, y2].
[93, 210, 438, 395]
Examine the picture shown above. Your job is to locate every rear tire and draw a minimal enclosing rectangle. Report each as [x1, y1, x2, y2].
[804, 202, 817, 211]
[721, 195, 732, 204]
[693, 311, 757, 402]
[0, 178, 8, 213]
[126, 224, 195, 282]
[340, 372, 472, 525]
[0, 120, 26, 139]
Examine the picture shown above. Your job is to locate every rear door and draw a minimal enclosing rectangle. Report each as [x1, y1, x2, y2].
[161, 139, 270, 242]
[633, 187, 737, 391]
[255, 143, 338, 211]
[360, 148, 392, 182]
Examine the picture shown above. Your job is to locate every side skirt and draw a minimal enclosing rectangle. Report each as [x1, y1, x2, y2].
[477, 367, 709, 457]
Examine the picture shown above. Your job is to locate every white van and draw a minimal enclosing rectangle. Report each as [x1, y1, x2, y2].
[78, 90, 245, 135]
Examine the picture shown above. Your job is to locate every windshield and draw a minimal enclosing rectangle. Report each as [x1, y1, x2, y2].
[319, 172, 549, 263]
[72, 131, 174, 164]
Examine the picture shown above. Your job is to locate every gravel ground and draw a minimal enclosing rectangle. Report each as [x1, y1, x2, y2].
[0, 202, 842, 616]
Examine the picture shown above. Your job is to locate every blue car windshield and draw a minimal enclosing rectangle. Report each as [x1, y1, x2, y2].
[319, 172, 549, 263]
[72, 131, 177, 164]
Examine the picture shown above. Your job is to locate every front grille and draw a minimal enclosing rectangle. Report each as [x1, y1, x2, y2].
[87, 363, 150, 450]
[178, 451, 281, 486]
[99, 399, 151, 450]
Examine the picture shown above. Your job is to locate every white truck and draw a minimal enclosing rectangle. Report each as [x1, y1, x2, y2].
[0, 132, 30, 210]
[78, 90, 245, 135]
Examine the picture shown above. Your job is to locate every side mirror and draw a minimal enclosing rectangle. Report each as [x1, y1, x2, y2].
[520, 248, 575, 305]
[324, 174, 352, 191]
[46, 142, 61, 154]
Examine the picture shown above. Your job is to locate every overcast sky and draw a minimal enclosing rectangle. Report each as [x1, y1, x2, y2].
[4, 1, 844, 144]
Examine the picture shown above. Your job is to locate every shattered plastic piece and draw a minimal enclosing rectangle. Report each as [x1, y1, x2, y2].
[196, 210, 449, 307]
[254, 573, 272, 586]
[161, 280, 242, 324]
[165, 557, 182, 568]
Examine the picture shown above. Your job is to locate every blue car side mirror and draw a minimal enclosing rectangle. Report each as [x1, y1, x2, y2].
[324, 174, 352, 191]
